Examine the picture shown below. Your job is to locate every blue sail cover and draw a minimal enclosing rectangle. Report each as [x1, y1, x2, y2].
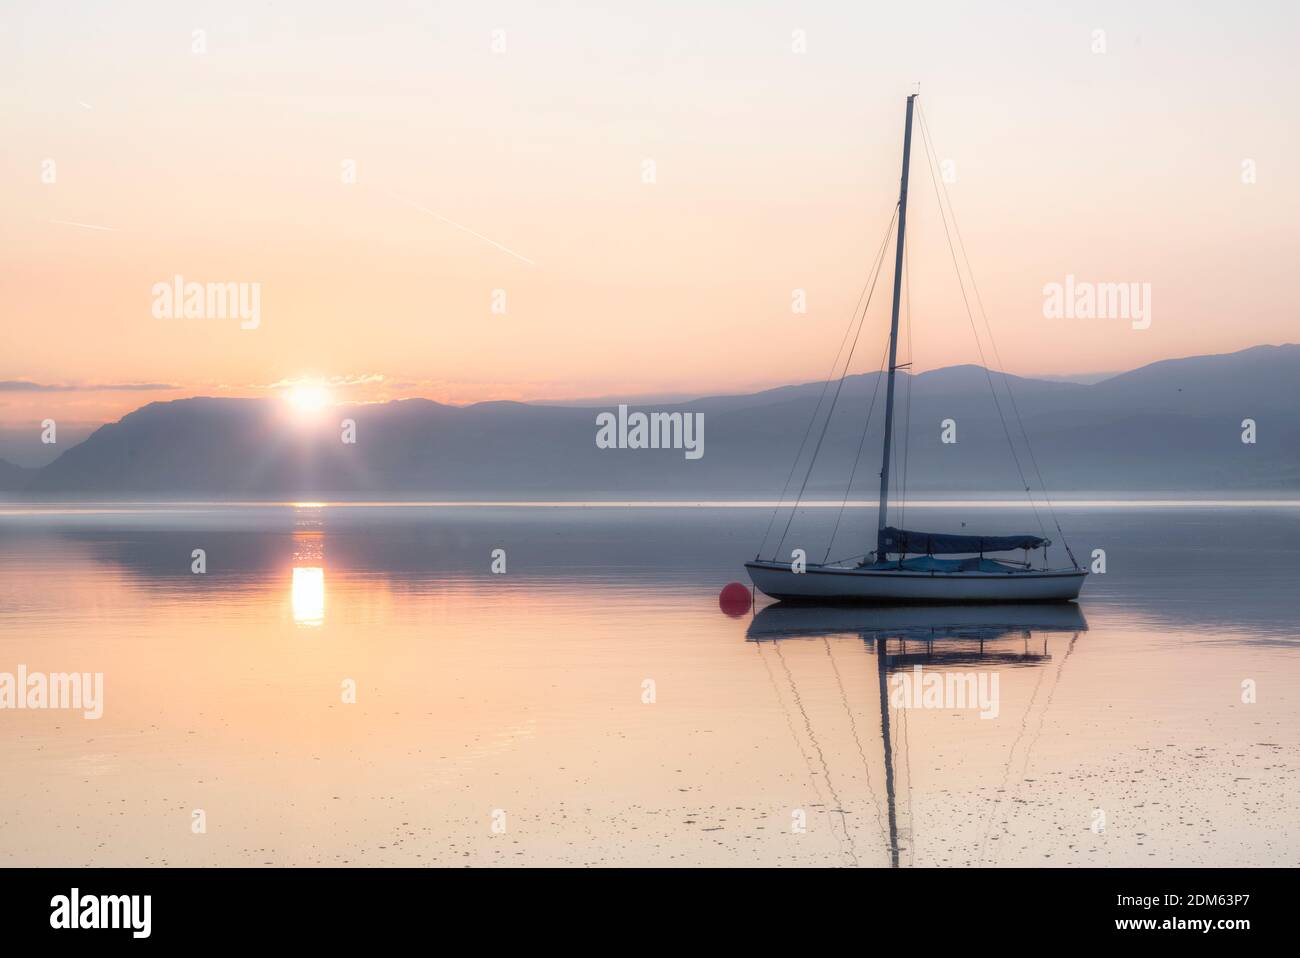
[878, 526, 1049, 555]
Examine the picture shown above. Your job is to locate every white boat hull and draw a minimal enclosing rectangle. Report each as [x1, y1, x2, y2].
[745, 560, 1086, 604]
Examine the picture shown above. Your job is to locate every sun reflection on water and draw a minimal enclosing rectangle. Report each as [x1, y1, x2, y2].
[290, 503, 326, 625]
[291, 567, 325, 626]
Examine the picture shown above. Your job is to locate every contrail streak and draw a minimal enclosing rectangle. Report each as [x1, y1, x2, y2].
[383, 190, 535, 266]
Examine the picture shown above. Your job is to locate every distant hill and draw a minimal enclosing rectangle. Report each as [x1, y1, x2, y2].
[3, 344, 1297, 498]
[0, 457, 33, 490]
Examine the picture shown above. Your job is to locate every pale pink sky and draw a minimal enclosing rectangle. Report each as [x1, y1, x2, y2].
[2, 0, 1297, 429]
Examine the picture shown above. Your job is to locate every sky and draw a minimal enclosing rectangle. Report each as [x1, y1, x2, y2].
[2, 0, 1297, 445]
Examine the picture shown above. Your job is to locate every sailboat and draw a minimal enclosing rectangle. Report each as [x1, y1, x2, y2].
[746, 95, 1087, 604]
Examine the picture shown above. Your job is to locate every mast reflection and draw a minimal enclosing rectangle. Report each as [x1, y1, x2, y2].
[746, 603, 1087, 867]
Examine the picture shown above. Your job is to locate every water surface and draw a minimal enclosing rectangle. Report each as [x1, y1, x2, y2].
[0, 502, 1296, 866]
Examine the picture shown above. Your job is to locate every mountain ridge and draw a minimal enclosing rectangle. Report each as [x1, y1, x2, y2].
[2, 344, 1296, 497]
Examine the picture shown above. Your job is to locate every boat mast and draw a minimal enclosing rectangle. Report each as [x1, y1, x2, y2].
[875, 94, 916, 562]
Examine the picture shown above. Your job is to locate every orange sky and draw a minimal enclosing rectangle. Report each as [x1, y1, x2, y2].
[2, 1, 1297, 431]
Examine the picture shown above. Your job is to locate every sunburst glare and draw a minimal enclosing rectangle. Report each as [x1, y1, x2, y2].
[285, 384, 332, 418]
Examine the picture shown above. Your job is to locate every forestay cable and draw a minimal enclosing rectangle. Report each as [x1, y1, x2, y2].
[756, 205, 899, 560]
[771, 205, 898, 561]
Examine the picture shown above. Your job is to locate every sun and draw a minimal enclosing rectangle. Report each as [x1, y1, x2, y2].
[285, 384, 332, 416]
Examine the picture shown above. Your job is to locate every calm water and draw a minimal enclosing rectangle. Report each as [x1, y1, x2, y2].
[0, 502, 1297, 867]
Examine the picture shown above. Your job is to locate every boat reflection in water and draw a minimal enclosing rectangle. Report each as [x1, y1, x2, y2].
[746, 602, 1087, 867]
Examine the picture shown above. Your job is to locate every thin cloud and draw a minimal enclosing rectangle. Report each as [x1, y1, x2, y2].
[262, 374, 388, 390]
[0, 381, 180, 393]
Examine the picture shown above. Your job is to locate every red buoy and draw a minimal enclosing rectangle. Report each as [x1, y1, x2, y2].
[718, 581, 752, 617]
